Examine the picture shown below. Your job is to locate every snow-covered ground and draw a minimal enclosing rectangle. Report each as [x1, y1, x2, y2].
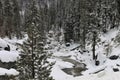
[50, 28, 120, 80]
[0, 28, 120, 79]
[73, 71, 120, 80]
[0, 68, 19, 76]
[0, 51, 19, 62]
[51, 53, 120, 80]
[51, 68, 120, 80]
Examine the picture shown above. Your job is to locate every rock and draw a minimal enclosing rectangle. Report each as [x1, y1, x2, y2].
[95, 60, 100, 66]
[116, 64, 120, 67]
[82, 50, 89, 53]
[62, 67, 86, 77]
[4, 45, 10, 51]
[65, 43, 70, 47]
[0, 44, 10, 51]
[113, 68, 119, 72]
[109, 55, 119, 60]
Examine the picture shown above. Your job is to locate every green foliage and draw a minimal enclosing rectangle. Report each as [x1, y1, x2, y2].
[17, 0, 54, 80]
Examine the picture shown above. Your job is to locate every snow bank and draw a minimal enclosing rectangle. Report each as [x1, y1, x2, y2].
[51, 65, 74, 80]
[0, 68, 19, 76]
[0, 51, 19, 62]
[100, 28, 119, 42]
[3, 34, 28, 45]
[73, 71, 120, 80]
[0, 38, 8, 48]
[56, 60, 73, 69]
[0, 37, 21, 77]
[52, 66, 120, 80]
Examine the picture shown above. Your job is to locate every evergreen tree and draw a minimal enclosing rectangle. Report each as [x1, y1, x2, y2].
[17, 0, 54, 80]
[0, 0, 4, 37]
[3, 0, 13, 39]
[12, 0, 22, 39]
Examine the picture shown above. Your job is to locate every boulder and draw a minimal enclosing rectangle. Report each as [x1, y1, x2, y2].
[62, 67, 87, 77]
[95, 60, 100, 66]
[4, 45, 10, 51]
[65, 43, 70, 47]
[113, 68, 119, 72]
[109, 55, 119, 60]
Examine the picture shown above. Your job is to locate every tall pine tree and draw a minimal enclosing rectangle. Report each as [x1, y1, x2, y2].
[3, 0, 13, 39]
[17, 0, 54, 80]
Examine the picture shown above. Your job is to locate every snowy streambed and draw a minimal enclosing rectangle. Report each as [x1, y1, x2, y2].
[52, 67, 120, 80]
[51, 51, 120, 80]
[50, 28, 120, 80]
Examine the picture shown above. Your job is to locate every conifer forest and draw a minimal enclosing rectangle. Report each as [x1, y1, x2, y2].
[1, 0, 120, 80]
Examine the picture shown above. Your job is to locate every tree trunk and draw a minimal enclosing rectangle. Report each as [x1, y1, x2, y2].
[31, 31, 35, 79]
[92, 31, 96, 60]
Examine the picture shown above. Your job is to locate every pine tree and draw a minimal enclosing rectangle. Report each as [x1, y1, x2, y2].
[17, 0, 54, 80]
[3, 0, 13, 39]
[0, 0, 4, 37]
[12, 0, 22, 39]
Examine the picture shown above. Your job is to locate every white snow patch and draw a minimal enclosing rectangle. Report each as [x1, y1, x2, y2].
[51, 65, 74, 80]
[100, 28, 119, 42]
[73, 71, 120, 80]
[0, 68, 19, 76]
[0, 51, 19, 62]
[0, 38, 8, 48]
[55, 60, 74, 69]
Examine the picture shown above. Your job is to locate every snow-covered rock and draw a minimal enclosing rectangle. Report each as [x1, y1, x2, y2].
[0, 68, 19, 76]
[0, 51, 19, 62]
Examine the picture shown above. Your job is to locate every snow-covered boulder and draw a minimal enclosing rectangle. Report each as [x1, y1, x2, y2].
[0, 68, 19, 80]
[0, 51, 19, 62]
[0, 68, 19, 76]
[0, 51, 19, 71]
